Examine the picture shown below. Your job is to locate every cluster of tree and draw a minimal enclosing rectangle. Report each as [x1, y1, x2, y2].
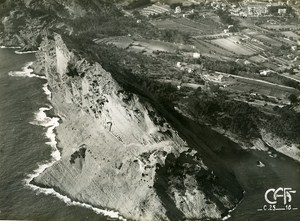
[228, 0, 243, 2]
[186, 89, 261, 139]
[160, 29, 190, 44]
[266, 105, 300, 143]
[64, 31, 300, 145]
[216, 9, 239, 27]
[268, 6, 294, 15]
[282, 79, 300, 90]
[186, 88, 300, 143]
[124, 0, 151, 9]
[196, 57, 247, 75]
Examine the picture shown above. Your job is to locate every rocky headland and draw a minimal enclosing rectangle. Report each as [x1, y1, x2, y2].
[1, 0, 300, 220]
[28, 34, 243, 220]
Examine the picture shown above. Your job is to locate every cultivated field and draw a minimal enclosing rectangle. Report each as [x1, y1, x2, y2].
[226, 82, 298, 101]
[152, 17, 223, 36]
[211, 38, 255, 56]
[95, 36, 181, 54]
[152, 19, 204, 35]
[194, 39, 236, 56]
[249, 55, 267, 63]
[253, 35, 282, 47]
[261, 24, 300, 31]
[281, 31, 300, 40]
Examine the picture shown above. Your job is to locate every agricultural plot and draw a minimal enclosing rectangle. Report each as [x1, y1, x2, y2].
[276, 37, 297, 45]
[152, 19, 204, 35]
[249, 55, 267, 63]
[191, 39, 214, 54]
[226, 82, 297, 101]
[211, 38, 256, 56]
[221, 72, 300, 102]
[261, 24, 300, 31]
[174, 17, 223, 35]
[94, 36, 133, 48]
[281, 31, 300, 40]
[281, 73, 300, 83]
[253, 35, 282, 47]
[194, 39, 236, 56]
[95, 36, 179, 54]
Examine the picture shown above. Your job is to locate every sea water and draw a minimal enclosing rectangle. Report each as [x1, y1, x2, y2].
[0, 48, 109, 221]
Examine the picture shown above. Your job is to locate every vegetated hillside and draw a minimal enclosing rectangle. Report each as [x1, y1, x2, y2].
[58, 29, 300, 148]
[0, 0, 190, 49]
[31, 32, 244, 221]
[186, 89, 300, 142]
[1, 0, 299, 151]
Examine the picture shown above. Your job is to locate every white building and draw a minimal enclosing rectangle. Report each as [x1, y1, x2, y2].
[278, 8, 287, 15]
[175, 6, 181, 14]
[193, 52, 201, 59]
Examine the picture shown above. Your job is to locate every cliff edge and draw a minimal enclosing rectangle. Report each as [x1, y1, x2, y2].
[32, 34, 242, 221]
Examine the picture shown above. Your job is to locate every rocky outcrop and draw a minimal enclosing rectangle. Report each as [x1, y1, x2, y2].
[32, 34, 242, 221]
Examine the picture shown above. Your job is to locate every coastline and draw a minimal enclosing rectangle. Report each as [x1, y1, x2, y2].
[7, 58, 126, 221]
[5, 45, 298, 221]
[26, 85, 126, 221]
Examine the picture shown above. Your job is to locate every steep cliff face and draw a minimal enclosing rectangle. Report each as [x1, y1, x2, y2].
[32, 34, 242, 221]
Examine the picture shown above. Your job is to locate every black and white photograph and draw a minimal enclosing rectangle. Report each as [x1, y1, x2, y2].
[0, 0, 299, 220]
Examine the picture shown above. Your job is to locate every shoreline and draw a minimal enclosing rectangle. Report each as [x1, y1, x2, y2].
[6, 58, 126, 221]
[5, 47, 298, 221]
[25, 95, 126, 221]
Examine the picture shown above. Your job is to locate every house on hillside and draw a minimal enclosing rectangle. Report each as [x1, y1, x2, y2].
[175, 6, 181, 14]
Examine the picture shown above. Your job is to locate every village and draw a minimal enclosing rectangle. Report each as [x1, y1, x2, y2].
[100, 0, 300, 115]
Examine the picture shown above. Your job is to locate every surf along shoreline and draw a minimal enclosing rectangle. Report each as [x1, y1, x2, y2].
[7, 47, 242, 220]
[6, 52, 126, 221]
[7, 45, 300, 221]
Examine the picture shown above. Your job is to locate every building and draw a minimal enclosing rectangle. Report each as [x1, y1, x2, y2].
[278, 8, 287, 15]
[175, 6, 181, 14]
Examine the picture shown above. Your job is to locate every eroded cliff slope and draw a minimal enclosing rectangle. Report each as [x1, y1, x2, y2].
[32, 34, 242, 221]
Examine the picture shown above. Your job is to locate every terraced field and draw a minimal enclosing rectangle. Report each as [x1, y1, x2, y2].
[253, 34, 282, 47]
[211, 38, 256, 56]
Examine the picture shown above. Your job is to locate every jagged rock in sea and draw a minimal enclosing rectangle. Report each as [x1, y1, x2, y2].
[31, 34, 242, 221]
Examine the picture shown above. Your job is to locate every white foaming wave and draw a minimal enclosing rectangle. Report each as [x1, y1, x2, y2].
[25, 83, 126, 220]
[42, 83, 52, 100]
[0, 45, 21, 49]
[15, 50, 37, 54]
[8, 61, 46, 79]
[222, 190, 246, 220]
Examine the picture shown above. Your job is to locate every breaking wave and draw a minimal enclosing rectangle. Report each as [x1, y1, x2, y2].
[9, 62, 126, 221]
[0, 45, 21, 49]
[8, 62, 46, 79]
[15, 50, 38, 54]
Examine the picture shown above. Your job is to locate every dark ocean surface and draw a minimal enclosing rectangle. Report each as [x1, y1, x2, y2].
[0, 48, 107, 221]
[0, 48, 299, 221]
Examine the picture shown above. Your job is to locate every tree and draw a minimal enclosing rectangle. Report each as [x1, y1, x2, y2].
[288, 94, 298, 104]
